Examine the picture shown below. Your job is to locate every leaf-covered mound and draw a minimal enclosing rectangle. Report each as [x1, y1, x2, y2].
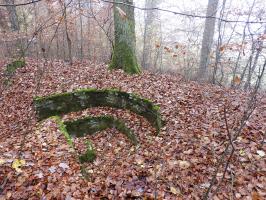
[0, 59, 265, 199]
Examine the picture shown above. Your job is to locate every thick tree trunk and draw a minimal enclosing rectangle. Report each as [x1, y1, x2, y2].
[109, 0, 140, 74]
[198, 0, 219, 81]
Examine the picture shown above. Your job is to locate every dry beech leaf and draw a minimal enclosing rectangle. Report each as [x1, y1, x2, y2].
[170, 186, 180, 195]
[184, 149, 193, 155]
[135, 156, 144, 165]
[252, 191, 263, 200]
[233, 76, 241, 84]
[178, 160, 191, 169]
[0, 159, 6, 165]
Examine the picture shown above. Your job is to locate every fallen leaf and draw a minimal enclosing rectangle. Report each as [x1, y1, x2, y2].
[183, 149, 193, 155]
[170, 186, 180, 195]
[178, 160, 191, 169]
[35, 171, 44, 179]
[256, 150, 265, 157]
[12, 159, 25, 173]
[239, 149, 245, 156]
[16, 175, 27, 187]
[135, 156, 144, 165]
[6, 191, 12, 199]
[0, 159, 6, 165]
[59, 162, 69, 170]
[233, 76, 241, 84]
[48, 166, 57, 173]
[252, 191, 263, 200]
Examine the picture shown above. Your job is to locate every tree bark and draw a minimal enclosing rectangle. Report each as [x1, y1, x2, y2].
[243, 26, 266, 90]
[198, 0, 219, 81]
[63, 1, 73, 64]
[78, 0, 83, 59]
[4, 0, 23, 58]
[142, 0, 161, 70]
[0, 7, 8, 31]
[4, 0, 19, 31]
[109, 0, 140, 74]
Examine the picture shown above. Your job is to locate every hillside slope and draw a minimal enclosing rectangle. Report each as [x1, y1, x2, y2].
[0, 59, 265, 199]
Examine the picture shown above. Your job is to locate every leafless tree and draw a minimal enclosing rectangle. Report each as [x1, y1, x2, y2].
[198, 0, 219, 81]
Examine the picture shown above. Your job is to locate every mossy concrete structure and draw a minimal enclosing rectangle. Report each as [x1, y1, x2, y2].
[34, 88, 162, 134]
[52, 116, 136, 163]
[65, 115, 138, 145]
[33, 89, 163, 163]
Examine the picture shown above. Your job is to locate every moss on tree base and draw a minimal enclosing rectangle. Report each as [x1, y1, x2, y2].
[110, 0, 140, 74]
[109, 42, 140, 74]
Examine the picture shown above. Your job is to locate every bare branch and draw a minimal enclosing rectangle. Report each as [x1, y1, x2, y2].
[0, 0, 42, 7]
[100, 0, 266, 24]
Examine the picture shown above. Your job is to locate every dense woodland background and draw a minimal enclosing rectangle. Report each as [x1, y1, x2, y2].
[0, 0, 266, 199]
[0, 0, 265, 88]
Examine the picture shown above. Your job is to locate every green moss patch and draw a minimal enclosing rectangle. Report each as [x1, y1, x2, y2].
[3, 60, 26, 86]
[51, 116, 74, 148]
[5, 60, 26, 75]
[79, 141, 96, 163]
[34, 88, 163, 134]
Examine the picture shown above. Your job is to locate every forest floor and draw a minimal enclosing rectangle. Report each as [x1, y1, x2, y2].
[0, 59, 265, 200]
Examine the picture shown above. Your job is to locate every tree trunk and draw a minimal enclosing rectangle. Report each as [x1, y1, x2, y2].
[78, 0, 84, 59]
[5, 0, 19, 31]
[87, 0, 91, 59]
[109, 0, 140, 74]
[198, 0, 219, 81]
[244, 26, 266, 90]
[5, 0, 23, 58]
[0, 7, 8, 31]
[142, 0, 160, 69]
[63, 2, 73, 65]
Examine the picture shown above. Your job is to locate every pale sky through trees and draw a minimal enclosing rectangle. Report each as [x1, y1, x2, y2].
[135, 0, 266, 42]
[133, 0, 265, 87]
